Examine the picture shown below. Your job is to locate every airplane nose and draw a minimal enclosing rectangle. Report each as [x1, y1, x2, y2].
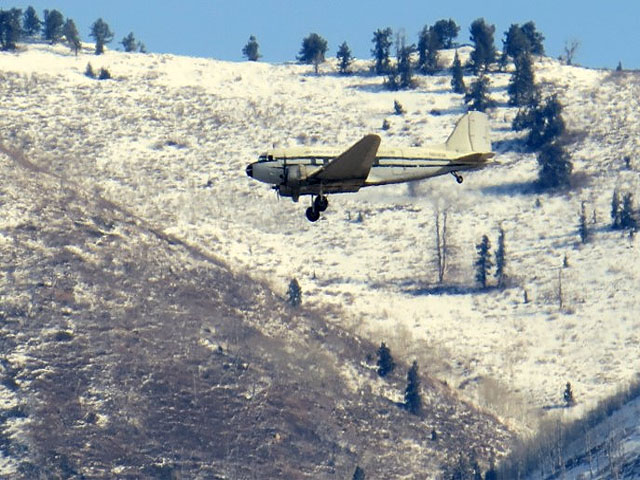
[246, 164, 253, 177]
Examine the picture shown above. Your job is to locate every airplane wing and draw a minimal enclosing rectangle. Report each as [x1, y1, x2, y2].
[310, 134, 381, 182]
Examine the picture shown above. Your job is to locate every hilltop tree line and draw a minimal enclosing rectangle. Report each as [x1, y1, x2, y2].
[0, 5, 145, 55]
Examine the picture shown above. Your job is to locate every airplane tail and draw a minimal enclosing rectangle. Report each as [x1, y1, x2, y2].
[445, 111, 492, 154]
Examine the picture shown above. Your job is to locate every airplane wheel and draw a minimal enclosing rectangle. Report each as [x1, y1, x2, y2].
[456, 175, 464, 184]
[306, 207, 320, 222]
[314, 195, 329, 212]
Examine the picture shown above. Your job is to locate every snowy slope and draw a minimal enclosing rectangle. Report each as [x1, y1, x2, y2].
[1, 42, 639, 432]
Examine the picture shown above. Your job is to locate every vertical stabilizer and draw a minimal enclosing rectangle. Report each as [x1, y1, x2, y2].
[445, 111, 491, 153]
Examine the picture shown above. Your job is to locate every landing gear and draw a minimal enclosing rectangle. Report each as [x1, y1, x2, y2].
[306, 206, 320, 222]
[451, 171, 463, 184]
[314, 195, 328, 212]
[305, 195, 329, 222]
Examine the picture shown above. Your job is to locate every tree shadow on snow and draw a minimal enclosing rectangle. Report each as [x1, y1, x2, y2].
[480, 179, 538, 197]
[401, 281, 485, 296]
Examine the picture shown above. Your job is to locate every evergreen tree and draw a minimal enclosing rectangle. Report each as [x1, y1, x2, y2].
[242, 34, 261, 61]
[521, 21, 545, 55]
[43, 9, 64, 44]
[502, 24, 531, 61]
[85, 62, 96, 78]
[417, 25, 439, 74]
[502, 22, 545, 64]
[537, 141, 572, 190]
[475, 235, 492, 288]
[611, 190, 621, 229]
[336, 41, 353, 74]
[513, 94, 565, 150]
[564, 381, 575, 407]
[121, 32, 137, 52]
[579, 201, 589, 243]
[404, 361, 422, 415]
[469, 18, 496, 74]
[297, 32, 327, 73]
[376, 342, 395, 377]
[98, 67, 112, 80]
[63, 19, 81, 55]
[393, 37, 415, 89]
[484, 457, 498, 480]
[352, 466, 365, 480]
[465, 74, 496, 112]
[451, 50, 466, 94]
[0, 8, 21, 51]
[22, 6, 41, 38]
[287, 278, 302, 308]
[494, 226, 506, 288]
[393, 100, 405, 115]
[620, 193, 637, 230]
[371, 27, 393, 75]
[90, 18, 114, 55]
[508, 51, 537, 107]
[431, 19, 459, 49]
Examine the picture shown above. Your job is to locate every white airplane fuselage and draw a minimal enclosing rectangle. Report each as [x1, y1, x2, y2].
[245, 111, 495, 221]
[247, 145, 492, 200]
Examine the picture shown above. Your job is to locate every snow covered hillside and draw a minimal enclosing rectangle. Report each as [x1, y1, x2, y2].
[1, 42, 639, 454]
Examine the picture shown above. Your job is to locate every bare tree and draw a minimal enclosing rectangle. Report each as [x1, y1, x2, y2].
[435, 211, 448, 284]
[559, 39, 580, 65]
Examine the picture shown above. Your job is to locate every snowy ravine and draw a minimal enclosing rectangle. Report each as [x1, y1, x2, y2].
[1, 43, 639, 431]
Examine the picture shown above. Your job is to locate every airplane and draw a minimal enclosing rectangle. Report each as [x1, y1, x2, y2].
[245, 111, 495, 222]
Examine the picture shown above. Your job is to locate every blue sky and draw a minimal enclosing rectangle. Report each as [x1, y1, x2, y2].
[13, 1, 640, 69]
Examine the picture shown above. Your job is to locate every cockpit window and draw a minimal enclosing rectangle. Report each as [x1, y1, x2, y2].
[258, 155, 267, 162]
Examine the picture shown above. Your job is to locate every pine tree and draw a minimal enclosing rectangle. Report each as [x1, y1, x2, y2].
[494, 226, 506, 288]
[469, 18, 496, 74]
[404, 361, 422, 415]
[121, 32, 137, 52]
[513, 94, 565, 150]
[431, 19, 459, 49]
[85, 62, 96, 78]
[451, 51, 466, 94]
[395, 37, 415, 89]
[63, 19, 81, 55]
[352, 466, 365, 480]
[620, 193, 637, 230]
[0, 8, 21, 51]
[43, 9, 64, 45]
[242, 35, 261, 61]
[508, 51, 537, 107]
[298, 32, 327, 73]
[564, 382, 575, 407]
[502, 24, 530, 61]
[417, 26, 439, 74]
[465, 74, 496, 112]
[521, 21, 545, 55]
[475, 235, 492, 289]
[376, 342, 395, 377]
[22, 6, 41, 38]
[90, 18, 114, 55]
[484, 457, 498, 480]
[336, 41, 352, 74]
[287, 278, 302, 308]
[537, 141, 572, 190]
[371, 27, 393, 75]
[611, 190, 621, 229]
